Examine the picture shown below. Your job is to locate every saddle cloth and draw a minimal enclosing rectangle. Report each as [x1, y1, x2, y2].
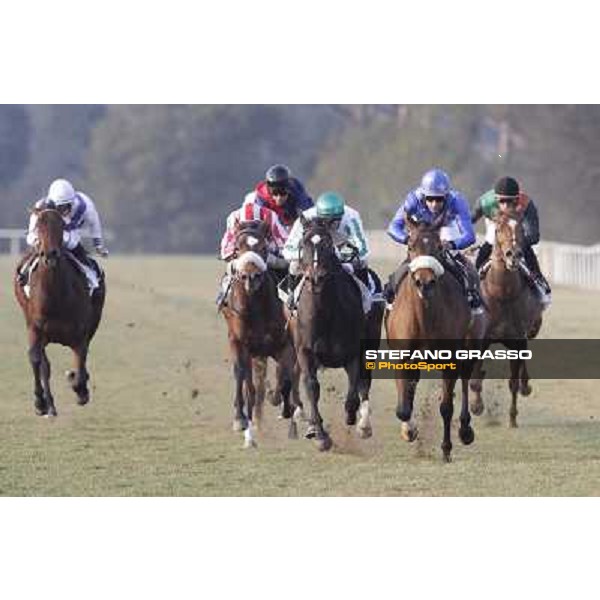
[24, 254, 101, 298]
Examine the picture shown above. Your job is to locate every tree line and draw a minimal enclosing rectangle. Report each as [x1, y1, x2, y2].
[1, 105, 598, 252]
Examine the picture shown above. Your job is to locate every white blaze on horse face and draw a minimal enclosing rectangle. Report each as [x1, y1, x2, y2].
[247, 235, 259, 248]
[310, 234, 321, 267]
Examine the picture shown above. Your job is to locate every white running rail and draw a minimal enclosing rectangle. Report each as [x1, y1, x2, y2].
[366, 230, 600, 290]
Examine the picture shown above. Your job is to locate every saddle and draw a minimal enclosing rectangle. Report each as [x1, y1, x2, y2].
[20, 252, 102, 298]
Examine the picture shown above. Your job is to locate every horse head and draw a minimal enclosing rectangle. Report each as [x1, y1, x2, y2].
[232, 220, 270, 296]
[494, 214, 524, 271]
[299, 217, 339, 286]
[35, 209, 64, 268]
[405, 212, 446, 300]
[234, 219, 270, 259]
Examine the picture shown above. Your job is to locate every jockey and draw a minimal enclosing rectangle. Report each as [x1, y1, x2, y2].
[216, 202, 288, 309]
[282, 191, 375, 312]
[472, 176, 551, 307]
[242, 164, 314, 230]
[385, 168, 484, 314]
[18, 179, 108, 286]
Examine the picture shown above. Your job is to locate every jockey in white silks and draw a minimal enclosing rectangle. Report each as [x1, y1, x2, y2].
[18, 179, 108, 293]
[282, 191, 376, 314]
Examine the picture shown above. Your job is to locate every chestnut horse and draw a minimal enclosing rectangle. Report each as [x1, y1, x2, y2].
[470, 214, 543, 427]
[220, 221, 298, 448]
[385, 215, 484, 462]
[14, 209, 106, 416]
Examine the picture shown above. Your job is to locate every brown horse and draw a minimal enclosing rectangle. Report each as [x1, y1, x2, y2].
[470, 214, 543, 427]
[385, 215, 483, 462]
[288, 217, 377, 452]
[14, 209, 106, 416]
[220, 220, 298, 448]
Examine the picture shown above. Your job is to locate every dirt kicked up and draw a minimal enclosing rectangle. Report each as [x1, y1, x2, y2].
[0, 256, 598, 496]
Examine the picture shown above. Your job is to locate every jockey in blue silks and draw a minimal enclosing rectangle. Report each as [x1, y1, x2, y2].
[385, 168, 484, 314]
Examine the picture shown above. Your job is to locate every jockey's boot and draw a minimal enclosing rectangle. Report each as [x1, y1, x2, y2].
[520, 258, 552, 310]
[16, 256, 34, 287]
[216, 274, 232, 309]
[533, 273, 552, 310]
[286, 275, 301, 312]
[444, 252, 485, 316]
[384, 262, 409, 309]
[17, 268, 28, 287]
[467, 287, 485, 316]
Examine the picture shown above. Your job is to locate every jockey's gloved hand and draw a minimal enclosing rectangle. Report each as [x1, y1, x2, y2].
[442, 241, 456, 253]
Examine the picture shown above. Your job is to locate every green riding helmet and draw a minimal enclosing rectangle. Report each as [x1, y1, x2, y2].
[316, 192, 345, 219]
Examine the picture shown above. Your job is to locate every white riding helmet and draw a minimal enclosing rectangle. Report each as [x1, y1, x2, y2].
[48, 179, 76, 206]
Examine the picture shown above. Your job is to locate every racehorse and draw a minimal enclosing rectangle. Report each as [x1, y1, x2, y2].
[469, 214, 543, 427]
[220, 220, 298, 447]
[14, 208, 106, 416]
[385, 214, 482, 462]
[289, 216, 378, 451]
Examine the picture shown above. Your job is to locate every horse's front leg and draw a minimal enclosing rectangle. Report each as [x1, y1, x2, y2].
[519, 354, 532, 397]
[396, 374, 419, 442]
[230, 339, 248, 433]
[299, 349, 331, 452]
[275, 343, 295, 421]
[469, 359, 486, 416]
[243, 356, 257, 449]
[28, 330, 46, 416]
[252, 357, 267, 424]
[459, 364, 475, 446]
[508, 358, 521, 428]
[40, 347, 57, 417]
[68, 343, 90, 406]
[440, 375, 457, 462]
[344, 357, 361, 427]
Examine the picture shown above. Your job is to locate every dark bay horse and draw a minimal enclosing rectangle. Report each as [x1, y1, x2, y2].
[220, 220, 298, 448]
[385, 215, 483, 462]
[14, 208, 106, 416]
[470, 214, 543, 427]
[289, 216, 378, 452]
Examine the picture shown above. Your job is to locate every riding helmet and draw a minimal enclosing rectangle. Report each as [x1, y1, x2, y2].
[420, 168, 451, 197]
[494, 176, 520, 198]
[316, 192, 345, 219]
[266, 164, 291, 187]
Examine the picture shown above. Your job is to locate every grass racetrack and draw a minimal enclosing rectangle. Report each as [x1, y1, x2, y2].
[1, 256, 599, 496]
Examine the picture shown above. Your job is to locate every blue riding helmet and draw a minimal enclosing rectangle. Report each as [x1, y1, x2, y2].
[420, 168, 451, 197]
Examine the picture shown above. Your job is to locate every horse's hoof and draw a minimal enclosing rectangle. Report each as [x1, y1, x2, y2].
[470, 401, 485, 417]
[520, 384, 532, 396]
[509, 420, 519, 429]
[357, 425, 373, 439]
[243, 439, 258, 449]
[305, 426, 318, 440]
[345, 412, 357, 426]
[442, 453, 453, 464]
[267, 390, 282, 406]
[232, 419, 245, 432]
[316, 435, 332, 452]
[76, 395, 89, 406]
[400, 423, 418, 443]
[280, 405, 293, 420]
[459, 426, 475, 446]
